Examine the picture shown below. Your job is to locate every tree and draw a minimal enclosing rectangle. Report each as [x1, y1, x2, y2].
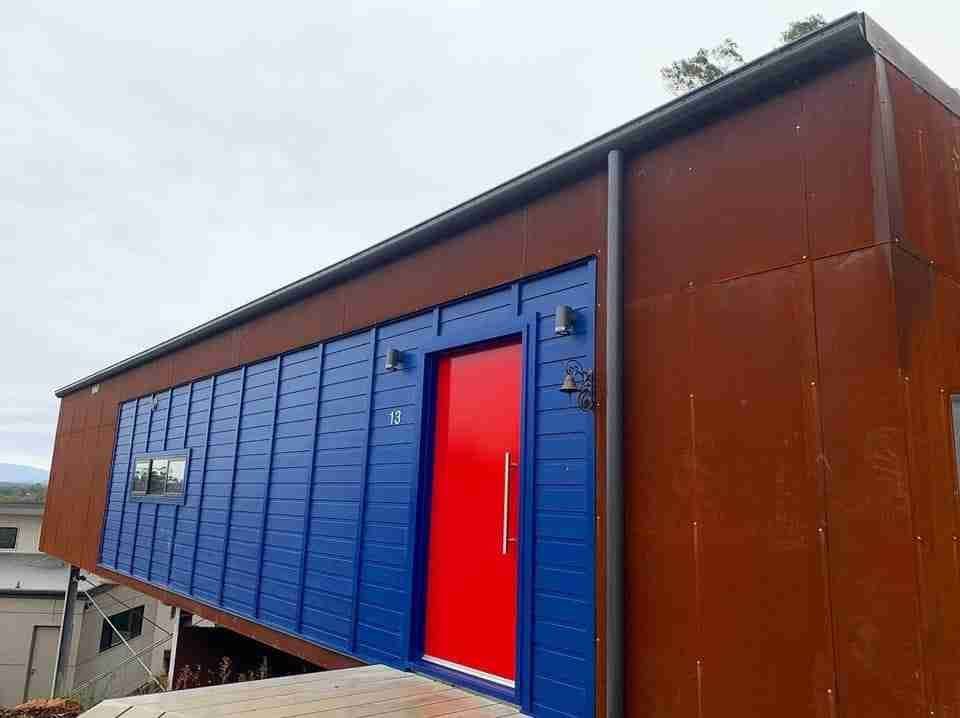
[660, 39, 744, 96]
[660, 14, 830, 96]
[781, 14, 827, 43]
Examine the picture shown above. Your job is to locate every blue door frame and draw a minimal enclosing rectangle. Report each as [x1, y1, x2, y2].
[405, 317, 537, 710]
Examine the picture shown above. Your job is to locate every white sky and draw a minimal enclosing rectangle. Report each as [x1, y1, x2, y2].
[1, 1, 958, 471]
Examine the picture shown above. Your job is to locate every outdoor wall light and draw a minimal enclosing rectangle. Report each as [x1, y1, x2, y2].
[559, 360, 595, 412]
[384, 348, 403, 372]
[554, 305, 575, 336]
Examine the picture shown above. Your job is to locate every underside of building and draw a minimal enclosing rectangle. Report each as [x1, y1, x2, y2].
[41, 13, 960, 718]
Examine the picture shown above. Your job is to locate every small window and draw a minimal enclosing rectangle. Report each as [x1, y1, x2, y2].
[166, 458, 186, 497]
[132, 460, 150, 495]
[130, 452, 190, 502]
[148, 458, 168, 495]
[99, 605, 144, 652]
[0, 527, 17, 550]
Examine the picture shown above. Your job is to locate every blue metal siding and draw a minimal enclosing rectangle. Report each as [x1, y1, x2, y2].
[99, 260, 596, 718]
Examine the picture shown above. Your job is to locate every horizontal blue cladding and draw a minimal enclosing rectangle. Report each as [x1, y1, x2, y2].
[98, 260, 596, 718]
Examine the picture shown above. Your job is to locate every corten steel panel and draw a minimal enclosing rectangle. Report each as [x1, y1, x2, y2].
[802, 57, 880, 257]
[623, 291, 697, 718]
[885, 69, 960, 715]
[887, 64, 943, 269]
[893, 248, 955, 716]
[813, 244, 923, 718]
[625, 59, 887, 302]
[339, 210, 525, 331]
[626, 86, 807, 298]
[41, 180, 605, 573]
[525, 174, 606, 276]
[692, 266, 832, 717]
[887, 62, 960, 277]
[932, 273, 960, 714]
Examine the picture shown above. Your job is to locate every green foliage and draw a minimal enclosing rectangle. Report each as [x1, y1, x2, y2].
[660, 38, 744, 96]
[0, 482, 46, 503]
[781, 14, 827, 43]
[660, 13, 830, 97]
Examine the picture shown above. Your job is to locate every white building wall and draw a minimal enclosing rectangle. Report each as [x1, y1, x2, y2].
[0, 505, 44, 554]
[0, 595, 82, 707]
[0, 506, 174, 708]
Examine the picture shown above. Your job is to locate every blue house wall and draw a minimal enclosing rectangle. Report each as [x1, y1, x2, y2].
[99, 259, 596, 718]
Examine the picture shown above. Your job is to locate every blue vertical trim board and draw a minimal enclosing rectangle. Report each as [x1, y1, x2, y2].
[217, 366, 247, 605]
[147, 389, 172, 582]
[252, 357, 283, 618]
[349, 328, 379, 652]
[166, 382, 194, 585]
[96, 260, 597, 718]
[188, 376, 217, 595]
[128, 394, 155, 578]
[518, 317, 539, 711]
[294, 342, 324, 632]
[110, 397, 140, 567]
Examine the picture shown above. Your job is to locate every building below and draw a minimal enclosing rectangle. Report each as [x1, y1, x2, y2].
[0, 503, 175, 707]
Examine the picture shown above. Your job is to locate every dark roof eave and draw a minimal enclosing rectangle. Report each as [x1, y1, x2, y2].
[58, 11, 923, 398]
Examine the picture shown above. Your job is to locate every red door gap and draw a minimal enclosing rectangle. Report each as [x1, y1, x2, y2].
[423, 340, 522, 685]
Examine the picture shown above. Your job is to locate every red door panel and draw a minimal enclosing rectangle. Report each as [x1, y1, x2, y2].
[424, 340, 521, 684]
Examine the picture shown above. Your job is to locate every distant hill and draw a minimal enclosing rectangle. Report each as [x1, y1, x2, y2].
[0, 463, 48, 484]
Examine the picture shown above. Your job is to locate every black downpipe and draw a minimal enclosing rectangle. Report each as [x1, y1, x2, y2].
[605, 149, 624, 718]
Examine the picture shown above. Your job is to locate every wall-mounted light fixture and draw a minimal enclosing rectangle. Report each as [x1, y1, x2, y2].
[555, 305, 575, 336]
[384, 348, 403, 372]
[559, 360, 595, 412]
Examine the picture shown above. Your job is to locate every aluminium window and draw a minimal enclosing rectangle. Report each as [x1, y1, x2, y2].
[99, 605, 144, 652]
[130, 451, 189, 502]
[0, 527, 17, 550]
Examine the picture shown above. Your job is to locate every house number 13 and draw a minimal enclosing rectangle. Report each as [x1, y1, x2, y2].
[388, 409, 402, 425]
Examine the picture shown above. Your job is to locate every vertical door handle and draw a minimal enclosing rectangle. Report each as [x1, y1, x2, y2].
[502, 451, 511, 555]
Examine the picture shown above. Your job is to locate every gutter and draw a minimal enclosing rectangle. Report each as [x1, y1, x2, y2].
[55, 11, 872, 398]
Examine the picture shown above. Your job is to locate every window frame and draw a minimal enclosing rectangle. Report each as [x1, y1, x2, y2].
[129, 449, 191, 505]
[99, 605, 145, 653]
[0, 526, 18, 551]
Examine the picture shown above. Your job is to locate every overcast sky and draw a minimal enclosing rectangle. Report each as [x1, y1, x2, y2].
[2, 1, 957, 472]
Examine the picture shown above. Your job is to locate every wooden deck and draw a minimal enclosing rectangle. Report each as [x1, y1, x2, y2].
[80, 665, 523, 718]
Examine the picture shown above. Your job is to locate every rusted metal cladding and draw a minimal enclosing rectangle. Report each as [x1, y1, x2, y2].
[41, 174, 606, 582]
[622, 56, 929, 717]
[885, 58, 960, 716]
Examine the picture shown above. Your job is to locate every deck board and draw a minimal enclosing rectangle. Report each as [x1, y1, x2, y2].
[81, 666, 523, 718]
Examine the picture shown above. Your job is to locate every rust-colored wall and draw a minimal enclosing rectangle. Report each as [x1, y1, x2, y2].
[884, 57, 960, 717]
[621, 54, 947, 717]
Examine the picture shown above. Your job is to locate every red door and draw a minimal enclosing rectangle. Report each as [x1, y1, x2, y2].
[423, 340, 521, 686]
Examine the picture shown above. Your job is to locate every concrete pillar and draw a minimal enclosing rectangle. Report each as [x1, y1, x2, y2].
[51, 565, 80, 697]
